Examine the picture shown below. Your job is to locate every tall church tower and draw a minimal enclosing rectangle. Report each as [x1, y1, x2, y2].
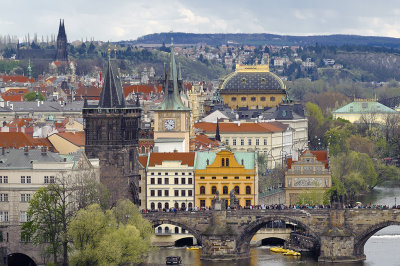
[83, 56, 142, 204]
[55, 19, 68, 61]
[153, 40, 191, 152]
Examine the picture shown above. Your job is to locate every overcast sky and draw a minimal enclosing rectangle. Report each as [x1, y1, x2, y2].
[2, 0, 400, 41]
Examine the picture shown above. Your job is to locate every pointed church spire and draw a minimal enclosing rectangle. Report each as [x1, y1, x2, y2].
[155, 38, 190, 111]
[215, 119, 221, 141]
[98, 56, 126, 108]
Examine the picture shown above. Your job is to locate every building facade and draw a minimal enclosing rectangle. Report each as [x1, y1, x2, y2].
[145, 152, 195, 210]
[284, 150, 331, 205]
[0, 148, 99, 264]
[194, 150, 257, 208]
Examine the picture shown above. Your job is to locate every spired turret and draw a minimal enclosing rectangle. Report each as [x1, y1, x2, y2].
[55, 19, 68, 61]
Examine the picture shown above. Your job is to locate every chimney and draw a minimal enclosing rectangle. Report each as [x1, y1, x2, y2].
[63, 157, 67, 162]
[41, 146, 47, 156]
[241, 159, 244, 165]
[24, 146, 29, 155]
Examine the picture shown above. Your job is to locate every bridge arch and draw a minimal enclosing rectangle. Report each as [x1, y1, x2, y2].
[236, 215, 320, 254]
[8, 253, 37, 266]
[354, 220, 400, 256]
[151, 219, 202, 245]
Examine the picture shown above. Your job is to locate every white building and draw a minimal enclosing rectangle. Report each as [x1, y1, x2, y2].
[145, 152, 195, 210]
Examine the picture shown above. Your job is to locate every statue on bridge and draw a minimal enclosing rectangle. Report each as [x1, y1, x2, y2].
[229, 189, 239, 209]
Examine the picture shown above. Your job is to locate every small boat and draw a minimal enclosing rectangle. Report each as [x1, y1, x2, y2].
[283, 250, 301, 256]
[270, 247, 289, 253]
[186, 247, 200, 250]
[166, 256, 182, 264]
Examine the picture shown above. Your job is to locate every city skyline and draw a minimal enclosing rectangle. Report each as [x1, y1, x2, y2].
[1, 0, 400, 41]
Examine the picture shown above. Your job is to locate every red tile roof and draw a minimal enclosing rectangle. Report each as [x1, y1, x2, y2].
[190, 134, 220, 151]
[287, 150, 329, 169]
[0, 75, 34, 83]
[123, 85, 162, 97]
[55, 132, 85, 147]
[0, 132, 52, 148]
[138, 156, 148, 168]
[0, 94, 24, 101]
[6, 118, 33, 128]
[75, 86, 102, 100]
[195, 122, 285, 133]
[148, 152, 195, 167]
[3, 88, 28, 95]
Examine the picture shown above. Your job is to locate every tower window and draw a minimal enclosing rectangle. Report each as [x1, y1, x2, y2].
[251, 97, 256, 101]
[261, 97, 266, 101]
[231, 97, 237, 102]
[270, 96, 275, 102]
[241, 97, 246, 101]
[222, 158, 225, 166]
[226, 158, 229, 166]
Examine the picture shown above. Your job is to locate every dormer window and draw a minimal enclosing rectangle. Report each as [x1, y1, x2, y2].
[241, 78, 246, 84]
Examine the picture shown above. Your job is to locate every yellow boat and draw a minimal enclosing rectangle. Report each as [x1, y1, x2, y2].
[186, 247, 200, 250]
[270, 247, 289, 253]
[283, 250, 301, 256]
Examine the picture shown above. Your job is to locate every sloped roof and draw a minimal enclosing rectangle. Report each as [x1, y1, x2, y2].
[287, 150, 329, 169]
[333, 101, 396, 114]
[123, 85, 162, 96]
[194, 151, 255, 170]
[148, 152, 195, 167]
[190, 134, 221, 151]
[54, 132, 85, 147]
[0, 132, 51, 148]
[138, 156, 148, 168]
[195, 122, 285, 133]
[0, 75, 34, 83]
[0, 149, 65, 169]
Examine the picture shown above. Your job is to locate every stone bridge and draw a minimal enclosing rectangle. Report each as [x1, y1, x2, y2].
[143, 208, 400, 263]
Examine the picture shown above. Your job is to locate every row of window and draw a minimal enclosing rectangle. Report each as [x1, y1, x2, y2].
[0, 176, 55, 184]
[292, 166, 323, 172]
[225, 138, 267, 146]
[149, 178, 193, 185]
[150, 189, 193, 197]
[231, 96, 276, 102]
[150, 202, 193, 210]
[0, 193, 32, 202]
[199, 199, 252, 207]
[150, 172, 192, 176]
[156, 226, 188, 234]
[199, 176, 251, 180]
[199, 186, 252, 195]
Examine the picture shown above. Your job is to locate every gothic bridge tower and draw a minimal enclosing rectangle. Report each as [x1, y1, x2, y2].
[83, 56, 142, 204]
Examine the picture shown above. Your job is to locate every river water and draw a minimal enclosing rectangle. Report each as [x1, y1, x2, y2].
[144, 187, 400, 266]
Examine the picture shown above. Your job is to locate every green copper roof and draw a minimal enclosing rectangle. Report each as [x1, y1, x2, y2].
[194, 151, 255, 170]
[333, 101, 396, 114]
[155, 39, 190, 111]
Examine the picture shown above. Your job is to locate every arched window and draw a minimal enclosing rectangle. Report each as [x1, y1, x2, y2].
[181, 202, 186, 209]
[212, 186, 217, 195]
[150, 146, 153, 152]
[188, 202, 193, 209]
[165, 202, 169, 209]
[246, 186, 251, 195]
[141, 146, 145, 153]
[157, 227, 162, 233]
[226, 158, 229, 166]
[200, 186, 205, 195]
[221, 158, 225, 166]
[150, 202, 155, 210]
[234, 186, 240, 194]
[165, 226, 169, 234]
[157, 202, 162, 209]
[223, 186, 228, 194]
[175, 202, 179, 209]
[175, 227, 179, 234]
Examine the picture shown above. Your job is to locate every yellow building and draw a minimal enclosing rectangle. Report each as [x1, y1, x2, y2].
[284, 150, 331, 205]
[48, 131, 85, 154]
[219, 64, 286, 110]
[194, 150, 258, 208]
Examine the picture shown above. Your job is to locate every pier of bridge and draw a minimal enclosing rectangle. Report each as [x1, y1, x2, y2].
[143, 206, 400, 263]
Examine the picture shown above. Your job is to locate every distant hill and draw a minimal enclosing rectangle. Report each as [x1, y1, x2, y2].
[120, 33, 400, 49]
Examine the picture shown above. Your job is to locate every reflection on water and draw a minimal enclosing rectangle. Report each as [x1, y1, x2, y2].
[144, 187, 400, 266]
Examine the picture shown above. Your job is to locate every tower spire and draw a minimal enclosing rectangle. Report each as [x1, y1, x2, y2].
[215, 119, 221, 141]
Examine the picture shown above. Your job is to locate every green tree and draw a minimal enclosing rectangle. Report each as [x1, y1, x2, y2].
[68, 200, 153, 266]
[21, 186, 64, 265]
[23, 91, 45, 101]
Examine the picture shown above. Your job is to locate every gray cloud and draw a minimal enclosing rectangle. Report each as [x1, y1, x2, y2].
[1, 0, 400, 41]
